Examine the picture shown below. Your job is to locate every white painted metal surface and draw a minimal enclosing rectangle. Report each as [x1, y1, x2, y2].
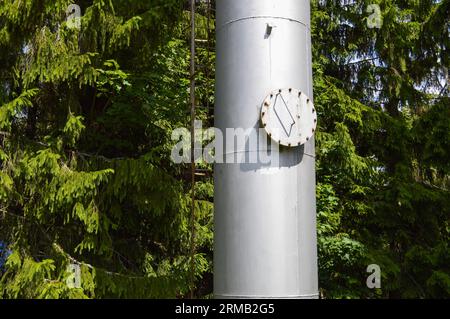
[214, 0, 318, 299]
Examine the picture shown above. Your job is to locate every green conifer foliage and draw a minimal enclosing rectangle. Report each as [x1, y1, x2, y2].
[0, 0, 448, 299]
[0, 0, 212, 298]
[312, 0, 449, 298]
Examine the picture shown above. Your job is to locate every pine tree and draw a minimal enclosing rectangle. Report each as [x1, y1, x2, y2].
[312, 0, 449, 298]
[1, 0, 448, 299]
[0, 0, 213, 298]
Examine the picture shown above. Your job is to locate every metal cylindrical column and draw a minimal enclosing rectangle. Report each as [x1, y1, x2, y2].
[214, 0, 318, 299]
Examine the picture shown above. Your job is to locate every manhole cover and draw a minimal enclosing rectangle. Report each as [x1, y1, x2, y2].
[261, 88, 317, 147]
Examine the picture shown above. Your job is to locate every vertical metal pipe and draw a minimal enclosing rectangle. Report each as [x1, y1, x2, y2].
[214, 0, 318, 298]
[189, 0, 197, 299]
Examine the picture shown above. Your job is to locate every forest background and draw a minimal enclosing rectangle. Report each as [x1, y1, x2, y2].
[0, 0, 448, 299]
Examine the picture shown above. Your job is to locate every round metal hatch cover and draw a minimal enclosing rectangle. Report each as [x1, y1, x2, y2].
[261, 88, 317, 147]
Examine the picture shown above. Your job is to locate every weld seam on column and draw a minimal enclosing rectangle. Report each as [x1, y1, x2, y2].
[217, 16, 310, 31]
[222, 150, 316, 159]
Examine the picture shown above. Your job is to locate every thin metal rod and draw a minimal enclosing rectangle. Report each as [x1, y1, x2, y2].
[189, 0, 197, 299]
[206, 0, 211, 112]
